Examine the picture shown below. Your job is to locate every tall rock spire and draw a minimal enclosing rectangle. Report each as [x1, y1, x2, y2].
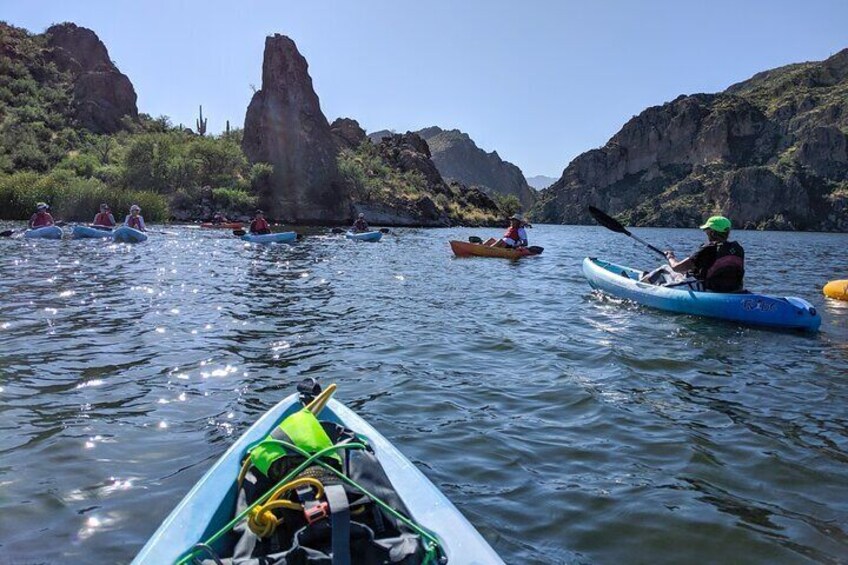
[242, 34, 344, 222]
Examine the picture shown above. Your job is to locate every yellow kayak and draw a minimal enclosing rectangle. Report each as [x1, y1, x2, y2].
[823, 280, 848, 301]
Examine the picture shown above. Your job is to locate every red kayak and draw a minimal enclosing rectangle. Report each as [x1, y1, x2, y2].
[201, 222, 243, 229]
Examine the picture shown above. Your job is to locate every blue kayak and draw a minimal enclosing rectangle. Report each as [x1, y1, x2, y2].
[583, 257, 821, 331]
[345, 230, 382, 242]
[72, 225, 113, 239]
[241, 231, 296, 244]
[23, 225, 63, 239]
[132, 391, 503, 565]
[113, 226, 148, 243]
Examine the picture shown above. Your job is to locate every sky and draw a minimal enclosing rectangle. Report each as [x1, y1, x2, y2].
[4, 0, 847, 178]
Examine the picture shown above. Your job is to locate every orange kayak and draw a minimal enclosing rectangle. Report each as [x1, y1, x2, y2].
[449, 240, 540, 259]
[201, 222, 243, 229]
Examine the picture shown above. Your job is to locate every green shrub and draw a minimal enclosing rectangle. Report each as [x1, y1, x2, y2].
[0, 170, 169, 221]
[211, 187, 257, 211]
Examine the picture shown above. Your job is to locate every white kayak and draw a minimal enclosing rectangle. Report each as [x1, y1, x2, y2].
[23, 225, 63, 239]
[113, 226, 148, 243]
[132, 391, 503, 565]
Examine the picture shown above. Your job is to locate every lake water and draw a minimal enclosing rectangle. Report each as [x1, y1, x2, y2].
[0, 224, 846, 564]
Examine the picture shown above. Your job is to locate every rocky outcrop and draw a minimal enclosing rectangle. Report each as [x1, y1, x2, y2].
[242, 34, 343, 222]
[44, 23, 138, 134]
[532, 48, 848, 232]
[377, 132, 447, 192]
[341, 132, 503, 226]
[330, 117, 366, 150]
[416, 126, 537, 210]
[367, 129, 394, 144]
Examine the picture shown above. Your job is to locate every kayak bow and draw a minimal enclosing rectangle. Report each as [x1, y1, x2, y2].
[132, 391, 502, 564]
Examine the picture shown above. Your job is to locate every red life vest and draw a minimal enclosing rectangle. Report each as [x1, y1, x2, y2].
[127, 215, 143, 230]
[94, 212, 114, 226]
[31, 212, 53, 228]
[502, 225, 520, 243]
[704, 241, 745, 292]
[251, 218, 270, 233]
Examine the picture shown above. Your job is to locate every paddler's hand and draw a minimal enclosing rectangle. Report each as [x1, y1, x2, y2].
[664, 250, 676, 259]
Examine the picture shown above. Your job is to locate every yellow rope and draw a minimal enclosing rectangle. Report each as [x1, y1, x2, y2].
[246, 477, 325, 538]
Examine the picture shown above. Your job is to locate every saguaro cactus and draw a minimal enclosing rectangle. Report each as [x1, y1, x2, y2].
[225, 120, 230, 136]
[196, 105, 207, 136]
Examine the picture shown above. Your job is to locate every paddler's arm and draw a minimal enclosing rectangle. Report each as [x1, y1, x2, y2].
[664, 251, 694, 274]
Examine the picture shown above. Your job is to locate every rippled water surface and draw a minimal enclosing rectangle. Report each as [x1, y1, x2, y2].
[1, 224, 846, 564]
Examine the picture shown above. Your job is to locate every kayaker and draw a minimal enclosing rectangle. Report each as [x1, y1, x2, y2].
[249, 210, 271, 235]
[93, 203, 116, 228]
[29, 202, 55, 228]
[644, 216, 745, 292]
[352, 213, 369, 232]
[124, 205, 147, 232]
[211, 212, 229, 225]
[486, 214, 528, 248]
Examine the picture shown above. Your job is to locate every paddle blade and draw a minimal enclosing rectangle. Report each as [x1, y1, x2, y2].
[468, 236, 483, 244]
[588, 206, 630, 235]
[528, 246, 544, 255]
[379, 227, 390, 234]
[0, 230, 13, 237]
[331, 227, 344, 234]
[233, 229, 246, 236]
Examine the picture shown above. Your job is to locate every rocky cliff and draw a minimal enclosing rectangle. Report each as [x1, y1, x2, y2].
[338, 128, 504, 226]
[242, 34, 344, 222]
[44, 23, 138, 134]
[415, 127, 537, 210]
[532, 49, 848, 231]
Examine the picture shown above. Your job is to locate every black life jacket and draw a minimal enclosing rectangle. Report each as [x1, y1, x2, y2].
[704, 241, 745, 293]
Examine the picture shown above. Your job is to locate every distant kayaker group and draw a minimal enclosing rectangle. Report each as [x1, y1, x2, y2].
[28, 201, 148, 233]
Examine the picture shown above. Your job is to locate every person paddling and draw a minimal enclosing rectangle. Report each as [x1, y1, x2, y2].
[643, 216, 745, 292]
[352, 213, 369, 233]
[249, 210, 271, 235]
[93, 203, 116, 228]
[212, 212, 229, 225]
[29, 202, 55, 228]
[124, 205, 147, 232]
[485, 214, 528, 248]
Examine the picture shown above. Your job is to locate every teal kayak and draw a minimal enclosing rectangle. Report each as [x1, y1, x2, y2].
[23, 225, 63, 239]
[345, 231, 382, 242]
[113, 226, 148, 243]
[583, 257, 821, 331]
[241, 231, 296, 244]
[72, 225, 112, 239]
[132, 385, 503, 565]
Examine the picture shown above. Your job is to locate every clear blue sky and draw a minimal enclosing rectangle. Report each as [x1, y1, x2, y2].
[5, 0, 847, 178]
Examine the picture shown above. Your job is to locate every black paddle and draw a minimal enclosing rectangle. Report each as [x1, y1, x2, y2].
[528, 246, 544, 255]
[468, 236, 483, 244]
[379, 228, 390, 234]
[331, 227, 344, 234]
[1, 229, 14, 237]
[233, 229, 246, 236]
[588, 206, 668, 261]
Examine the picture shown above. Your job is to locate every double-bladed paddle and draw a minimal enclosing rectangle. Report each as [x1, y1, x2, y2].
[587, 206, 668, 261]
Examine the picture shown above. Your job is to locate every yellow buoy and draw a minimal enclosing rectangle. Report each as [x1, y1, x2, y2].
[823, 280, 848, 301]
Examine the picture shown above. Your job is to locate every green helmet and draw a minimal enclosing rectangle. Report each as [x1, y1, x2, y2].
[699, 215, 731, 233]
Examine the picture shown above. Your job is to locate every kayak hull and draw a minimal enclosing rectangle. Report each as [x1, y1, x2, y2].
[824, 280, 848, 301]
[241, 231, 296, 244]
[450, 240, 535, 259]
[24, 226, 63, 239]
[583, 257, 821, 331]
[72, 225, 113, 239]
[131, 393, 503, 565]
[113, 226, 148, 243]
[201, 222, 243, 229]
[345, 230, 382, 242]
